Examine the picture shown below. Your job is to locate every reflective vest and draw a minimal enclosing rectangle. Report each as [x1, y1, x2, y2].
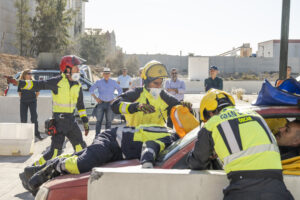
[125, 88, 169, 127]
[52, 74, 81, 113]
[204, 106, 282, 174]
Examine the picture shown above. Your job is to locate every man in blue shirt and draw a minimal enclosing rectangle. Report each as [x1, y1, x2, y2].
[165, 68, 186, 101]
[89, 68, 122, 136]
[117, 68, 132, 92]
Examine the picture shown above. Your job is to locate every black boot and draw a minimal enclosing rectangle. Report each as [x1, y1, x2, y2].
[19, 164, 46, 191]
[28, 160, 60, 196]
[35, 132, 43, 141]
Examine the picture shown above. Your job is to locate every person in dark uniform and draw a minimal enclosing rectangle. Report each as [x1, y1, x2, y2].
[6, 55, 89, 168]
[204, 66, 223, 92]
[187, 89, 293, 200]
[18, 69, 42, 140]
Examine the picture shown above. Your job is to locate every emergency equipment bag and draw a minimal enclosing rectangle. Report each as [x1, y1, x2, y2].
[253, 79, 300, 106]
[45, 118, 57, 136]
[170, 105, 199, 138]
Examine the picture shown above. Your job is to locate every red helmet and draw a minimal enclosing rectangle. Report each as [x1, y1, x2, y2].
[59, 55, 86, 72]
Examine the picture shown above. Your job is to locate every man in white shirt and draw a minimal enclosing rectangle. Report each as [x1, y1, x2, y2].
[165, 68, 185, 101]
[117, 68, 132, 93]
[131, 67, 143, 89]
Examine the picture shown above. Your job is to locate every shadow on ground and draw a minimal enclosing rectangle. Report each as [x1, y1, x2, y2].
[15, 191, 34, 200]
[0, 156, 31, 163]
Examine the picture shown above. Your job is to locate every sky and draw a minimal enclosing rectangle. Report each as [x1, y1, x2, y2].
[85, 0, 300, 56]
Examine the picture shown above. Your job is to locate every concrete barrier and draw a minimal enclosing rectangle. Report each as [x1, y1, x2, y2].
[88, 168, 300, 200]
[0, 123, 34, 155]
[0, 96, 52, 132]
[183, 79, 275, 94]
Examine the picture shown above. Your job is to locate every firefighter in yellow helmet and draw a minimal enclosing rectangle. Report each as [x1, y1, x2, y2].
[187, 89, 293, 200]
[111, 60, 181, 127]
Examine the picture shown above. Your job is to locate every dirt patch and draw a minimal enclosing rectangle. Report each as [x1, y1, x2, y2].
[0, 53, 37, 96]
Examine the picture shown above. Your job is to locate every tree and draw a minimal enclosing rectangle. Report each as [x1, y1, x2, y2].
[105, 47, 124, 74]
[31, 0, 74, 55]
[124, 55, 139, 76]
[14, 0, 32, 56]
[79, 29, 106, 65]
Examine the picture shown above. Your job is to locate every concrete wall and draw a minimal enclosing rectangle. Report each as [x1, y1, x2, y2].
[0, 96, 52, 132]
[126, 54, 188, 73]
[181, 79, 274, 94]
[188, 56, 300, 80]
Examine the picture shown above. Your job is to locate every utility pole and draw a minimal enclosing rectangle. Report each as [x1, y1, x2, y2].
[20, 0, 23, 56]
[279, 0, 290, 80]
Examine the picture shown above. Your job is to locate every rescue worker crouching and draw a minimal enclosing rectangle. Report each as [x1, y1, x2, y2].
[6, 56, 90, 190]
[187, 89, 293, 200]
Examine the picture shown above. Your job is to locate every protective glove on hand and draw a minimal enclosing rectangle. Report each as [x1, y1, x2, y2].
[181, 101, 193, 112]
[83, 122, 89, 136]
[4, 75, 18, 86]
[137, 103, 156, 114]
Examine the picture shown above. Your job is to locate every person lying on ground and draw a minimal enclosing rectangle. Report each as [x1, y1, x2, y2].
[20, 125, 180, 195]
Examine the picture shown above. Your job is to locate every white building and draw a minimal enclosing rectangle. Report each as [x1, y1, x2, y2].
[257, 39, 300, 58]
[0, 0, 88, 55]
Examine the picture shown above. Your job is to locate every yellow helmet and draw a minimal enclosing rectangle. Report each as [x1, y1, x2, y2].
[141, 60, 168, 83]
[200, 89, 235, 122]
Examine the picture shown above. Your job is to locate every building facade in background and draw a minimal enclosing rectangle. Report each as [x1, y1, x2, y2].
[0, 0, 88, 55]
[189, 39, 300, 81]
[257, 39, 300, 58]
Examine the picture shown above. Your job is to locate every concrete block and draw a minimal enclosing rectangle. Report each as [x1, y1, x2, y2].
[88, 168, 228, 200]
[0, 123, 34, 156]
[0, 96, 52, 132]
[88, 168, 300, 200]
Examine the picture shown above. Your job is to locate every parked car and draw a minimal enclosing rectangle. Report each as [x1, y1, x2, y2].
[34, 105, 300, 200]
[5, 68, 97, 116]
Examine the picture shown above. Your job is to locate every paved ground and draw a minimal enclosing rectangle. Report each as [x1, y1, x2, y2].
[0, 93, 258, 200]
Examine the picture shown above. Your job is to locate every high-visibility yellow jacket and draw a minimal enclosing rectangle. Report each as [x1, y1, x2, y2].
[187, 106, 282, 175]
[19, 73, 88, 123]
[111, 87, 180, 127]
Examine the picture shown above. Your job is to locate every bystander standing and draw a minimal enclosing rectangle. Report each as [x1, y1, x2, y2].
[131, 67, 143, 89]
[89, 68, 122, 136]
[18, 69, 42, 140]
[165, 68, 185, 101]
[204, 66, 223, 92]
[117, 68, 132, 92]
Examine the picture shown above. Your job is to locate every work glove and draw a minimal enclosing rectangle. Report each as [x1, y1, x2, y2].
[83, 122, 89, 136]
[4, 75, 18, 86]
[181, 101, 193, 112]
[137, 103, 155, 114]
